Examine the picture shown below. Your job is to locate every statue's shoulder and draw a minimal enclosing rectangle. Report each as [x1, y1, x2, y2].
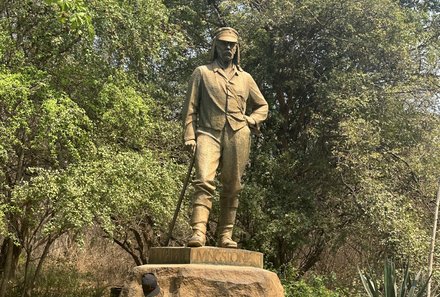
[199, 63, 214, 72]
[236, 65, 252, 77]
[242, 71, 257, 85]
[191, 64, 211, 77]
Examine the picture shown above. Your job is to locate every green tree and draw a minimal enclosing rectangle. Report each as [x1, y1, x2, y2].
[0, 67, 95, 296]
[210, 0, 440, 287]
[0, 0, 187, 296]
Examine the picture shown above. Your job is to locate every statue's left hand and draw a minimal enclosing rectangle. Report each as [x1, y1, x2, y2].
[245, 116, 256, 127]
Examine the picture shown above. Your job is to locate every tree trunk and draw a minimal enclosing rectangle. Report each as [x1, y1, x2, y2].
[25, 236, 55, 297]
[0, 238, 14, 297]
[21, 246, 33, 297]
[427, 179, 440, 297]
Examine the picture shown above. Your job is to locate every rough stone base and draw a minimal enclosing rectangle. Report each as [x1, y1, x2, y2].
[120, 264, 284, 297]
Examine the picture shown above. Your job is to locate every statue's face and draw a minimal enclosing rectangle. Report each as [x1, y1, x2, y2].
[215, 40, 237, 63]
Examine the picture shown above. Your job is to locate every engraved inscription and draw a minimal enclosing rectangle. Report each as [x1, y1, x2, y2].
[150, 247, 263, 268]
[191, 248, 262, 268]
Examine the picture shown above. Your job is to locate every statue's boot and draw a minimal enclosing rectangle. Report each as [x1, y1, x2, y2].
[188, 204, 210, 247]
[217, 199, 238, 249]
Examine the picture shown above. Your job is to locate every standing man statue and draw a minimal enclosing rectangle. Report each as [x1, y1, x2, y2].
[182, 27, 268, 248]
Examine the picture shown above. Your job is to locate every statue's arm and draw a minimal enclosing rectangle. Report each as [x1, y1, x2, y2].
[246, 74, 269, 130]
[182, 67, 202, 152]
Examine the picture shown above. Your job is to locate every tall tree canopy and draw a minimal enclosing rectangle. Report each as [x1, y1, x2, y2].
[0, 0, 439, 296]
[0, 1, 187, 295]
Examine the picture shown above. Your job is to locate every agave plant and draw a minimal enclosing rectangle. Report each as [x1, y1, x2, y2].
[358, 259, 430, 297]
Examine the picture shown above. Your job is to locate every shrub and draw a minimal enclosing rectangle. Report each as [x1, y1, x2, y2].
[8, 263, 107, 297]
[358, 258, 430, 297]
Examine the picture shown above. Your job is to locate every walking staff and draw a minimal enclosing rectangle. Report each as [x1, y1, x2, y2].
[165, 153, 195, 246]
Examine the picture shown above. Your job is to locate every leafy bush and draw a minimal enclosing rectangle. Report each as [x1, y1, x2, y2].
[283, 277, 341, 297]
[281, 265, 343, 297]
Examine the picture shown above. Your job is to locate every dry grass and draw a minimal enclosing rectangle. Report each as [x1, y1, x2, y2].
[43, 228, 135, 293]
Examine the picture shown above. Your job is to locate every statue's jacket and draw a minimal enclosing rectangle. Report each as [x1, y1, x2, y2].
[183, 61, 268, 142]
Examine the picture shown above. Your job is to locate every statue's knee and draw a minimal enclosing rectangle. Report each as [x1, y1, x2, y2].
[193, 193, 213, 209]
[221, 187, 242, 200]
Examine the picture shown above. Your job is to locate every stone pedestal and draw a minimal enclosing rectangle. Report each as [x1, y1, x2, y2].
[149, 247, 263, 268]
[120, 247, 284, 297]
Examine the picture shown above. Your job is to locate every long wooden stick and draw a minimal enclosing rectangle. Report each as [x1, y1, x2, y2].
[165, 153, 196, 246]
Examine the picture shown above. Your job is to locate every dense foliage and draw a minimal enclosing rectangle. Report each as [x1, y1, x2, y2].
[0, 0, 439, 296]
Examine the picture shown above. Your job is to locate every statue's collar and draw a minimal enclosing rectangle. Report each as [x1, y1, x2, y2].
[211, 60, 243, 75]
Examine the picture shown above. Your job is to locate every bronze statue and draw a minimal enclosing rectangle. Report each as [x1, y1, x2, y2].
[182, 27, 268, 248]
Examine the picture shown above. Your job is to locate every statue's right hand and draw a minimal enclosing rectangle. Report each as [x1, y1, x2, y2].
[184, 140, 197, 154]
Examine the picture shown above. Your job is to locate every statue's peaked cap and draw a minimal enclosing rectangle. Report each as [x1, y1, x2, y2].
[210, 27, 240, 65]
[214, 27, 239, 43]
